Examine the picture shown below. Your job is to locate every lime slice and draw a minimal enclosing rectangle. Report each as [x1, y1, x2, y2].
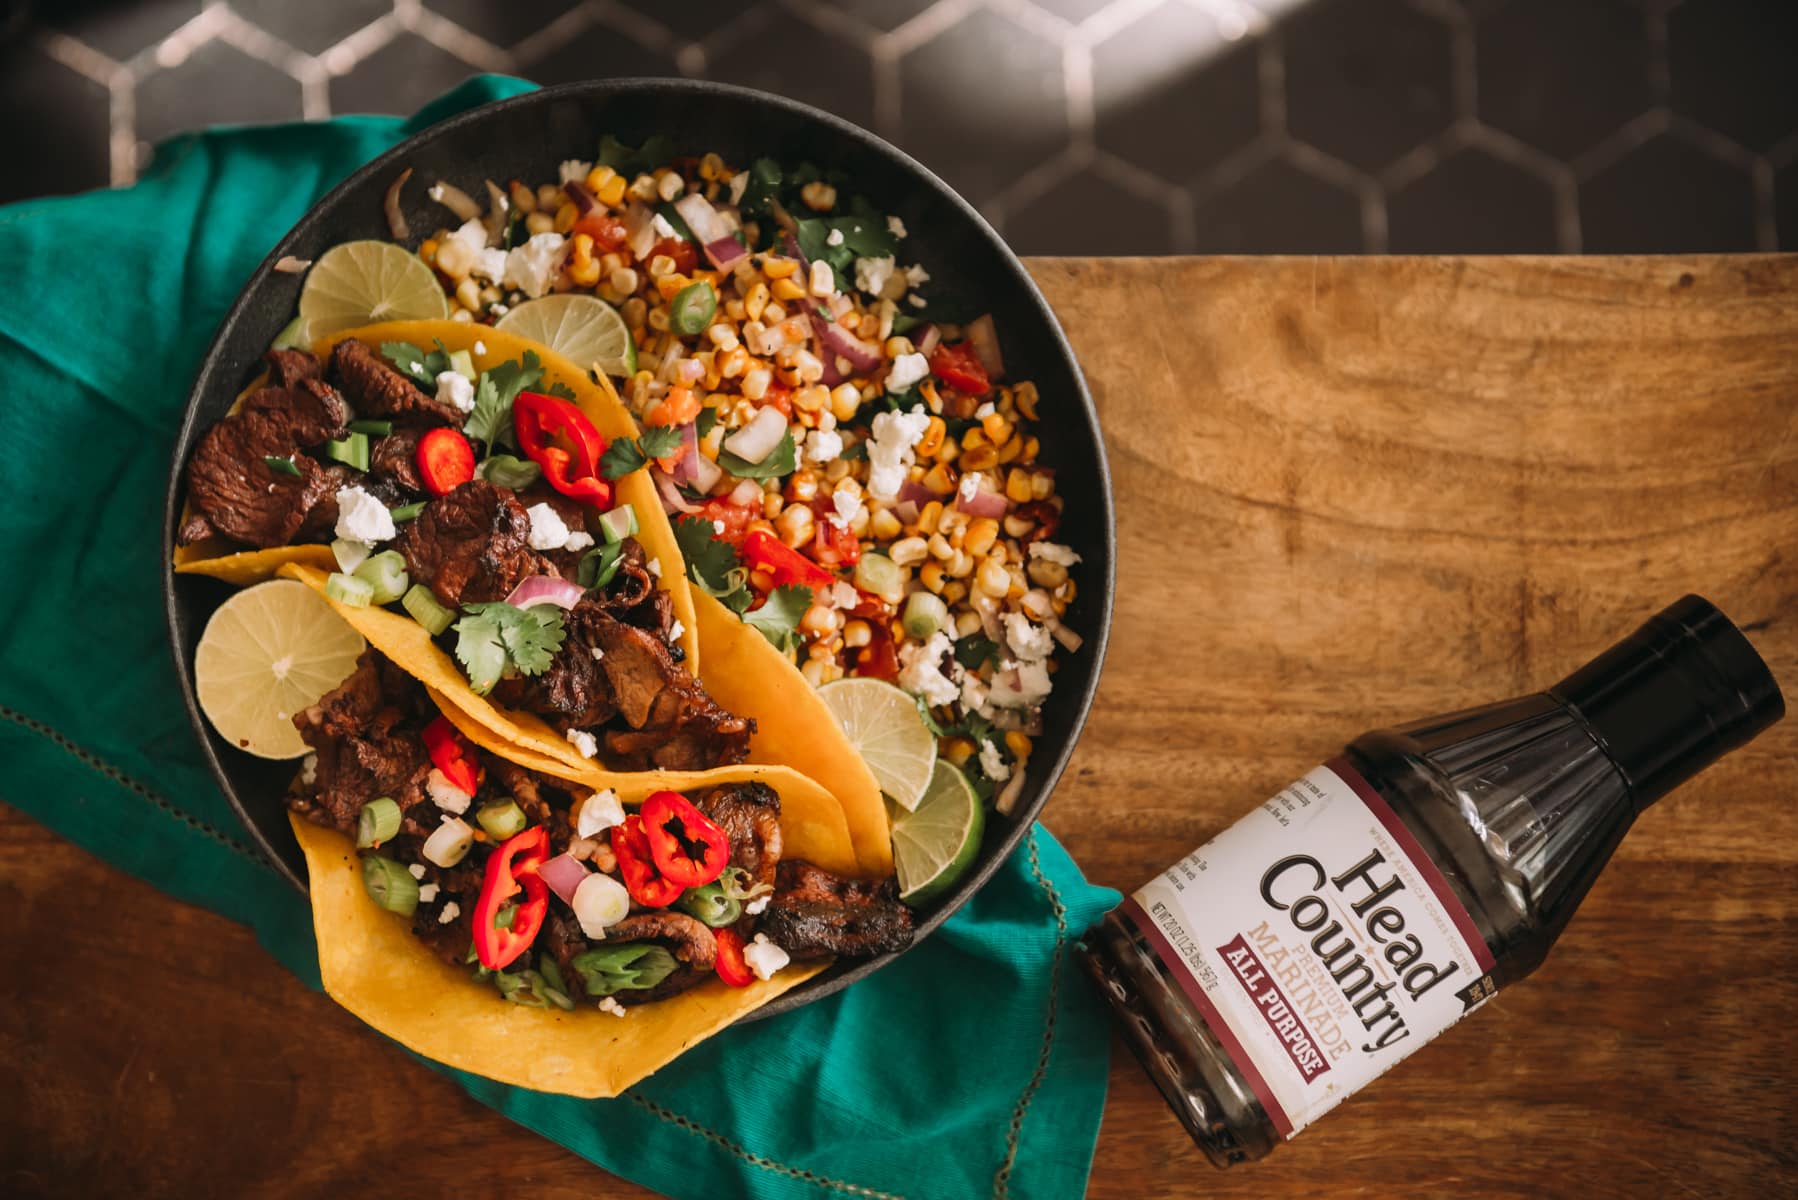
[892, 760, 985, 905]
[195, 579, 367, 759]
[819, 677, 937, 811]
[299, 240, 448, 338]
[495, 294, 637, 377]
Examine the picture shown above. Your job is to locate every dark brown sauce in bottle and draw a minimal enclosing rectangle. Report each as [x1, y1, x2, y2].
[1079, 596, 1783, 1167]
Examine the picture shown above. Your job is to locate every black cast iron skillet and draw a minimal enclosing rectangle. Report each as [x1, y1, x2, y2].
[163, 79, 1114, 1019]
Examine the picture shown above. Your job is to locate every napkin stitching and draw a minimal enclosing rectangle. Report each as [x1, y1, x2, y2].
[991, 828, 1067, 1199]
[0, 705, 271, 866]
[626, 1094, 905, 1200]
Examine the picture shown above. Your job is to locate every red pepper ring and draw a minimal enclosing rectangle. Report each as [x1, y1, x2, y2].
[421, 716, 480, 797]
[641, 791, 732, 889]
[513, 392, 613, 507]
[713, 928, 755, 988]
[416, 427, 476, 497]
[610, 814, 685, 908]
[472, 826, 551, 970]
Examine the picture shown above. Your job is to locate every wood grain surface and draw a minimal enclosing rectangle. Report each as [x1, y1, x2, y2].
[5, 256, 1796, 1199]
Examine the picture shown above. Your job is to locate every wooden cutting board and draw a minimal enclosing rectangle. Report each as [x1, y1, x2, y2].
[4, 255, 1793, 1198]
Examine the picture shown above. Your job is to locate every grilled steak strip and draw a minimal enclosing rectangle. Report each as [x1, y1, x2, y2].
[695, 782, 783, 891]
[759, 860, 914, 961]
[395, 479, 548, 607]
[328, 338, 464, 426]
[180, 375, 350, 548]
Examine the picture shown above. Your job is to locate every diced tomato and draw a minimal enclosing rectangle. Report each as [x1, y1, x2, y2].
[739, 529, 835, 591]
[928, 341, 991, 396]
[574, 212, 629, 252]
[854, 623, 900, 681]
[697, 499, 757, 545]
[810, 507, 862, 567]
[760, 382, 794, 419]
[651, 237, 698, 274]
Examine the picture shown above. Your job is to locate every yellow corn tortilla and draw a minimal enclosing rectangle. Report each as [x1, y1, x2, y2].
[175, 542, 335, 584]
[692, 590, 893, 878]
[430, 683, 861, 877]
[312, 320, 701, 670]
[292, 813, 827, 1098]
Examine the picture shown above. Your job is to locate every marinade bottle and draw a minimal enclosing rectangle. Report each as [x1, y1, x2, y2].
[1078, 595, 1783, 1167]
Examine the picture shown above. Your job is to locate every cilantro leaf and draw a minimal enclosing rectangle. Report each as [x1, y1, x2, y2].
[477, 454, 542, 490]
[601, 427, 683, 480]
[673, 515, 752, 613]
[452, 612, 507, 695]
[743, 584, 812, 653]
[717, 431, 797, 480]
[795, 215, 897, 279]
[953, 634, 999, 672]
[499, 608, 564, 675]
[454, 601, 565, 692]
[736, 158, 782, 218]
[695, 405, 718, 440]
[597, 133, 676, 177]
[382, 340, 452, 387]
[544, 380, 578, 401]
[916, 694, 948, 738]
[639, 425, 682, 458]
[655, 201, 698, 244]
[464, 352, 546, 449]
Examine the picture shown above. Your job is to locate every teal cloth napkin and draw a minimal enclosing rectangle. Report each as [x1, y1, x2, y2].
[0, 76, 1120, 1200]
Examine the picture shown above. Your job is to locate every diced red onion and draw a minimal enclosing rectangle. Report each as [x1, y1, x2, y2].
[817, 346, 844, 387]
[484, 179, 509, 244]
[563, 180, 598, 217]
[1050, 621, 1083, 653]
[967, 313, 1005, 381]
[897, 479, 936, 507]
[504, 574, 587, 611]
[917, 324, 942, 356]
[430, 180, 481, 222]
[995, 772, 1028, 816]
[955, 485, 1009, 519]
[687, 448, 723, 494]
[704, 236, 748, 273]
[820, 321, 883, 373]
[728, 479, 762, 508]
[674, 193, 731, 245]
[652, 469, 700, 514]
[892, 499, 919, 525]
[274, 255, 312, 274]
[675, 358, 705, 386]
[669, 422, 701, 484]
[539, 853, 590, 906]
[723, 405, 788, 464]
[384, 167, 413, 240]
[624, 201, 658, 260]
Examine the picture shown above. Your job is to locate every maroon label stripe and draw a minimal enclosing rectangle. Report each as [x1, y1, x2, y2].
[1324, 756, 1497, 973]
[1121, 896, 1296, 1139]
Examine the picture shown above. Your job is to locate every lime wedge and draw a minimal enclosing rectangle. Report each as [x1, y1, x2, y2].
[299, 240, 448, 338]
[819, 676, 937, 811]
[892, 760, 985, 905]
[195, 579, 367, 759]
[495, 293, 637, 378]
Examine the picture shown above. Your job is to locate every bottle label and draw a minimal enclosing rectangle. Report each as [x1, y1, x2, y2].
[1124, 758, 1499, 1138]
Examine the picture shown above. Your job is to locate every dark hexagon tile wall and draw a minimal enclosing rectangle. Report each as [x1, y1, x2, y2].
[6, 0, 1798, 255]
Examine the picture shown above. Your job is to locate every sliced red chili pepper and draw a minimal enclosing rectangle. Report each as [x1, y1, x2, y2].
[640, 790, 730, 888]
[713, 928, 755, 988]
[651, 237, 698, 275]
[928, 341, 991, 397]
[739, 529, 835, 591]
[574, 212, 629, 252]
[415, 427, 476, 497]
[512, 392, 613, 507]
[421, 716, 480, 797]
[610, 814, 685, 908]
[472, 826, 550, 970]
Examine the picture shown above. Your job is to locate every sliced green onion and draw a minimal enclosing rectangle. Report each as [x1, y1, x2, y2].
[578, 541, 626, 591]
[360, 855, 419, 916]
[422, 816, 474, 867]
[271, 314, 309, 352]
[263, 455, 302, 477]
[716, 865, 772, 904]
[669, 281, 717, 336]
[331, 537, 371, 574]
[495, 903, 518, 930]
[539, 952, 570, 999]
[902, 591, 950, 640]
[570, 944, 679, 996]
[353, 549, 409, 605]
[598, 503, 639, 544]
[324, 432, 370, 472]
[534, 974, 575, 1011]
[390, 501, 427, 522]
[325, 571, 375, 607]
[675, 882, 742, 929]
[447, 348, 476, 380]
[853, 553, 903, 601]
[476, 798, 527, 840]
[356, 797, 403, 848]
[349, 419, 393, 437]
[402, 583, 455, 635]
[478, 454, 542, 491]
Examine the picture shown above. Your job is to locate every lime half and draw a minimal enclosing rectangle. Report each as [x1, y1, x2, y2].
[819, 676, 938, 811]
[495, 294, 637, 378]
[892, 761, 985, 905]
[195, 579, 367, 759]
[299, 240, 448, 338]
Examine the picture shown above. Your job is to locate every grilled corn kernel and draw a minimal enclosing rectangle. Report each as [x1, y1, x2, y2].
[568, 234, 601, 287]
[771, 276, 807, 302]
[706, 323, 740, 352]
[1014, 381, 1039, 421]
[1005, 732, 1034, 762]
[479, 284, 501, 305]
[655, 272, 689, 301]
[776, 504, 815, 547]
[982, 413, 1014, 445]
[536, 183, 562, 209]
[1027, 558, 1069, 588]
[646, 254, 677, 279]
[830, 386, 861, 423]
[1032, 474, 1056, 501]
[622, 296, 648, 328]
[915, 500, 944, 535]
[964, 518, 999, 558]
[801, 604, 840, 638]
[698, 152, 725, 182]
[800, 657, 828, 687]
[419, 238, 441, 267]
[870, 507, 902, 540]
[917, 416, 947, 457]
[1021, 436, 1039, 463]
[786, 470, 820, 504]
[884, 336, 915, 358]
[824, 457, 850, 483]
[508, 181, 536, 213]
[525, 211, 555, 236]
[451, 308, 474, 322]
[889, 536, 928, 567]
[740, 367, 772, 400]
[435, 235, 474, 279]
[975, 558, 1010, 598]
[1002, 514, 1035, 540]
[996, 435, 1025, 466]
[1004, 469, 1033, 504]
[553, 202, 577, 233]
[919, 562, 947, 593]
[718, 346, 750, 379]
[920, 462, 956, 495]
[761, 255, 799, 280]
[594, 172, 627, 206]
[943, 737, 976, 767]
[454, 278, 482, 311]
[809, 261, 835, 297]
[800, 180, 837, 211]
[761, 492, 784, 520]
[928, 533, 954, 561]
[655, 170, 683, 202]
[942, 580, 969, 604]
[743, 281, 770, 322]
[919, 380, 943, 415]
[961, 445, 999, 472]
[938, 508, 967, 536]
[843, 619, 872, 649]
[955, 611, 984, 639]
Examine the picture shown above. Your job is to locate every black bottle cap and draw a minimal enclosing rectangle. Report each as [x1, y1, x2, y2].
[1550, 595, 1784, 810]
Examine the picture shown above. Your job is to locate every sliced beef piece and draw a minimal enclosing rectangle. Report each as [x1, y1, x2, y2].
[181, 377, 351, 548]
[593, 611, 751, 770]
[695, 782, 783, 891]
[584, 537, 669, 634]
[395, 479, 543, 606]
[487, 757, 559, 829]
[758, 860, 914, 961]
[288, 648, 434, 837]
[292, 463, 355, 545]
[380, 832, 484, 965]
[265, 347, 322, 389]
[328, 339, 462, 426]
[606, 911, 719, 1006]
[368, 427, 426, 498]
[490, 636, 617, 732]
